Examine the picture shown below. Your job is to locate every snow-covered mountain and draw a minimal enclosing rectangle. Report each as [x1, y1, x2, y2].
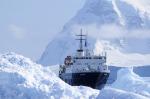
[0, 52, 149, 99]
[39, 0, 150, 66]
[67, 0, 150, 28]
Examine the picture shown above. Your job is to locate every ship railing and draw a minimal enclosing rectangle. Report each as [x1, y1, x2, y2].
[73, 56, 106, 60]
[73, 68, 99, 73]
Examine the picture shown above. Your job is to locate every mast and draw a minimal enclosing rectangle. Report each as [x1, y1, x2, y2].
[76, 29, 86, 52]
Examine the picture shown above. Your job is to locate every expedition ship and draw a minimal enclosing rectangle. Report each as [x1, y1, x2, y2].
[59, 30, 110, 89]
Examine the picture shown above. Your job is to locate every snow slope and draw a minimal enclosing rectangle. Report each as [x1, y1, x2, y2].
[0, 52, 99, 99]
[0, 52, 150, 99]
[66, 0, 150, 27]
[39, 0, 150, 66]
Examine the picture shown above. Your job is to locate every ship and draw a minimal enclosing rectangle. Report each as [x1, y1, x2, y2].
[59, 30, 110, 89]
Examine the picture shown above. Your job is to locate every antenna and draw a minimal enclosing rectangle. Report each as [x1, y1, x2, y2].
[85, 36, 87, 47]
[85, 32, 88, 48]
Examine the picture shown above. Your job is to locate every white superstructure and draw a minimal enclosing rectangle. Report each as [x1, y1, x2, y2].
[60, 30, 109, 74]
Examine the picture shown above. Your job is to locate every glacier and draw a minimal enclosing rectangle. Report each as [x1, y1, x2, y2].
[0, 52, 150, 99]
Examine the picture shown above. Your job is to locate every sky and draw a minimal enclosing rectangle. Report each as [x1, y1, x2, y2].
[0, 0, 85, 61]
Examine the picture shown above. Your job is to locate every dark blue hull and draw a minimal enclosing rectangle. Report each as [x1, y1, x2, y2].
[59, 72, 109, 89]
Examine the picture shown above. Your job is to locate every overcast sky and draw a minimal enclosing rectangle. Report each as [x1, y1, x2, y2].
[0, 0, 85, 61]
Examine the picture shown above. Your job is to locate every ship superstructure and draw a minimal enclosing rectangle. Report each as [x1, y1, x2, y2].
[59, 30, 110, 89]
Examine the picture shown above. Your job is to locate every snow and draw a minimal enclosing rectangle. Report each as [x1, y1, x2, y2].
[94, 40, 150, 67]
[39, 0, 150, 66]
[121, 0, 150, 15]
[48, 65, 60, 76]
[98, 87, 149, 99]
[69, 0, 150, 27]
[1, 0, 150, 98]
[36, 1, 150, 97]
[111, 68, 150, 97]
[0, 52, 99, 99]
[97, 68, 150, 98]
[0, 52, 150, 99]
[112, 0, 125, 25]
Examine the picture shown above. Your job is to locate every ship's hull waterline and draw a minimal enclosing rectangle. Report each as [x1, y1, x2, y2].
[59, 72, 109, 89]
